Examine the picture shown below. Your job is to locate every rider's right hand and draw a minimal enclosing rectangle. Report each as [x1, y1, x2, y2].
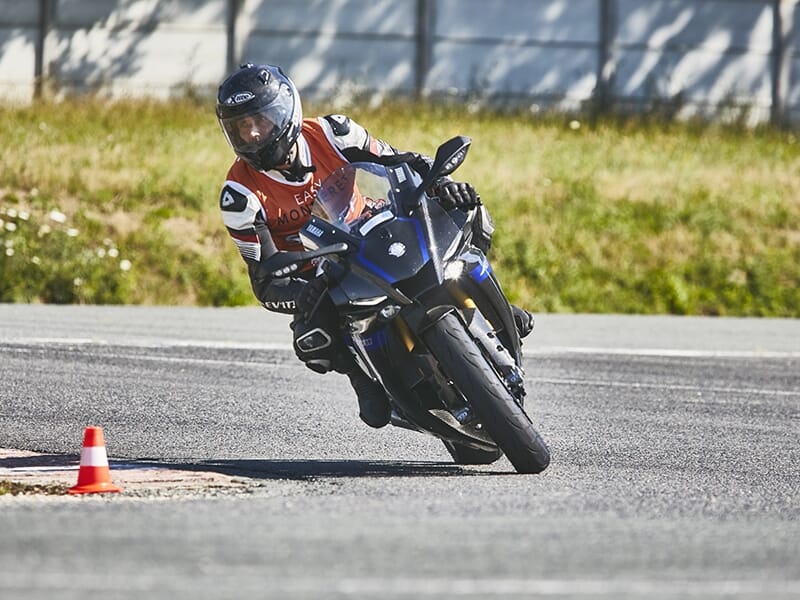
[432, 179, 481, 210]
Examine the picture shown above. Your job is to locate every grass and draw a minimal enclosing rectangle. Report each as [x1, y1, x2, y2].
[0, 480, 68, 496]
[1, 96, 798, 316]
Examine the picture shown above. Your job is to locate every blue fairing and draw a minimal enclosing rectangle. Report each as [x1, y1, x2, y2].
[469, 253, 492, 282]
[354, 217, 430, 284]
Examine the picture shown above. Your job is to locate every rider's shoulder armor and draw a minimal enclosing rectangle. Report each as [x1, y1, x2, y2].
[320, 114, 370, 153]
[219, 180, 250, 213]
[219, 179, 262, 236]
[323, 114, 351, 136]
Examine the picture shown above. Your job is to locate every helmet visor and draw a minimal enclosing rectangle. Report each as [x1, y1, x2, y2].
[219, 82, 294, 159]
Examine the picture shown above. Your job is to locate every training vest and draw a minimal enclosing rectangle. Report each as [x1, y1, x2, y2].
[224, 118, 350, 252]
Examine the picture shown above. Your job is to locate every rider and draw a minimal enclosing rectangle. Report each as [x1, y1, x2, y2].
[216, 63, 534, 429]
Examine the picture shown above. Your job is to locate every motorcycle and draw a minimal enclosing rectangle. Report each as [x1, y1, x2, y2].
[261, 136, 550, 474]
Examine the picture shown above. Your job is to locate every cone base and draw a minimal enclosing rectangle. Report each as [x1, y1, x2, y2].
[68, 482, 123, 495]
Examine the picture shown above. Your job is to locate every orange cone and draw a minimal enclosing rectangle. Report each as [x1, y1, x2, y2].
[68, 426, 122, 494]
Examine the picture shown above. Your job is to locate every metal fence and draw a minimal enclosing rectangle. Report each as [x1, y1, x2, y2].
[1, 0, 798, 125]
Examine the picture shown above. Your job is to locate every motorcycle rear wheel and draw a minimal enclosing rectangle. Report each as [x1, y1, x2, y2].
[424, 312, 550, 474]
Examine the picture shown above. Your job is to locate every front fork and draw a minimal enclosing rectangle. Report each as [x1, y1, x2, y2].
[449, 248, 523, 366]
[458, 307, 526, 404]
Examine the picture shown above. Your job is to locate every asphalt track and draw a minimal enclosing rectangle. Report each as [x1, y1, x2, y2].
[0, 304, 798, 599]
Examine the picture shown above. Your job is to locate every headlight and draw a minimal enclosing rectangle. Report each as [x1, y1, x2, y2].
[444, 260, 465, 280]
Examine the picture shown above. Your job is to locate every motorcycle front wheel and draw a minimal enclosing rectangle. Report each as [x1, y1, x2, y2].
[423, 312, 551, 474]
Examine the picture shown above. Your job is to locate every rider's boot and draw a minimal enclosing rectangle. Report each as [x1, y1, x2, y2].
[346, 369, 392, 429]
[511, 305, 535, 339]
[292, 314, 392, 428]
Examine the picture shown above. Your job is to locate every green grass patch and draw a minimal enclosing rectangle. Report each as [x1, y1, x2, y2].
[0, 480, 69, 496]
[1, 97, 798, 315]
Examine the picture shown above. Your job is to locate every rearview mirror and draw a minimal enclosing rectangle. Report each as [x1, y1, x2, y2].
[413, 136, 472, 202]
[435, 136, 471, 177]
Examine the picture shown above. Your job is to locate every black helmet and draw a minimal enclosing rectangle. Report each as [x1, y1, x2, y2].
[216, 63, 303, 172]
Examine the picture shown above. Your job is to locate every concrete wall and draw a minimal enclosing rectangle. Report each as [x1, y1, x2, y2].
[610, 0, 776, 121]
[0, 0, 797, 124]
[0, 3, 40, 101]
[237, 0, 420, 98]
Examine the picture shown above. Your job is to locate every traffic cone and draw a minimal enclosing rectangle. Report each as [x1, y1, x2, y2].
[68, 426, 122, 494]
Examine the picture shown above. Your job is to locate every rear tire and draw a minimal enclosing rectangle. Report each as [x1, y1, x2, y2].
[442, 440, 503, 465]
[424, 312, 550, 474]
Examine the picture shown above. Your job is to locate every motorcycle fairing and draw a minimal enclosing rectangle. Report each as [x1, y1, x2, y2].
[353, 217, 430, 284]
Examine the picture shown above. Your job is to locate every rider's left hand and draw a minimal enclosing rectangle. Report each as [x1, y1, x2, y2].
[432, 180, 481, 210]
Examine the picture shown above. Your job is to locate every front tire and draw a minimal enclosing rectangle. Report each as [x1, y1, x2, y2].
[424, 312, 550, 474]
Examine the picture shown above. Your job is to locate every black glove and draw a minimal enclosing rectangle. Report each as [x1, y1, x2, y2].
[432, 180, 481, 210]
[295, 276, 328, 315]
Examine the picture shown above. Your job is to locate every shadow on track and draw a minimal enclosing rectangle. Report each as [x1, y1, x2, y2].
[0, 453, 515, 482]
[149, 458, 513, 480]
[0, 453, 77, 469]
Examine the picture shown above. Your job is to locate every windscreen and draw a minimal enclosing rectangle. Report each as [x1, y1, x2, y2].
[311, 161, 464, 284]
[314, 163, 397, 234]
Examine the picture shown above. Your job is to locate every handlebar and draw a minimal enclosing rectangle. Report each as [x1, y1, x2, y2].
[258, 242, 350, 279]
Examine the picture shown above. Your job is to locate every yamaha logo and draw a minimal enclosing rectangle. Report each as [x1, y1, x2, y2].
[306, 224, 324, 238]
[388, 242, 406, 257]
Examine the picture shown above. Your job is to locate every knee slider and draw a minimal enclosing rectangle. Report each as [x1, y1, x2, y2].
[295, 326, 332, 363]
[295, 326, 354, 374]
[295, 327, 333, 355]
